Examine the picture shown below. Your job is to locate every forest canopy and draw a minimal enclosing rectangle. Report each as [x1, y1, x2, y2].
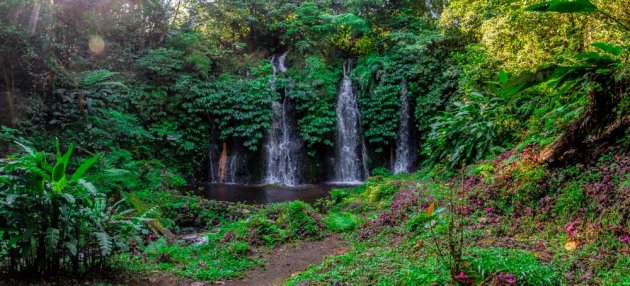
[0, 0, 628, 284]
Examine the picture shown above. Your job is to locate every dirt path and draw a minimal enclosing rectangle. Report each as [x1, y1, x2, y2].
[0, 236, 345, 286]
[218, 235, 345, 286]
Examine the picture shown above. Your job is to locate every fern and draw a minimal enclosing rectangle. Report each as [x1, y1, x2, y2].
[94, 232, 113, 256]
[80, 70, 118, 86]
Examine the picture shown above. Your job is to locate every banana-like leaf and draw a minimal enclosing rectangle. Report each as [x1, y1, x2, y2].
[70, 154, 100, 184]
[591, 42, 624, 56]
[525, 0, 597, 13]
[52, 162, 66, 183]
[59, 144, 74, 166]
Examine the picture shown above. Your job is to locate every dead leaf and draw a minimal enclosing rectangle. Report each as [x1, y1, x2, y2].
[336, 248, 348, 255]
[564, 241, 578, 251]
[427, 203, 435, 216]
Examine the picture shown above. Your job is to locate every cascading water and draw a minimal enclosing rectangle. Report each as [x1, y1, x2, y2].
[425, 0, 445, 19]
[334, 60, 368, 183]
[262, 52, 303, 186]
[393, 79, 415, 174]
[224, 152, 239, 183]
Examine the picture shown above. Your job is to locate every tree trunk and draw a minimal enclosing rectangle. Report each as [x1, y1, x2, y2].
[1, 66, 16, 127]
[219, 142, 228, 182]
[539, 75, 626, 164]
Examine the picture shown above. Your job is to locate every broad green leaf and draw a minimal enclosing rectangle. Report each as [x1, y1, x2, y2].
[60, 193, 75, 204]
[52, 162, 66, 183]
[525, 0, 597, 13]
[59, 144, 74, 166]
[591, 42, 623, 56]
[45, 228, 60, 252]
[70, 154, 100, 183]
[64, 241, 77, 256]
[0, 176, 10, 184]
[498, 70, 509, 84]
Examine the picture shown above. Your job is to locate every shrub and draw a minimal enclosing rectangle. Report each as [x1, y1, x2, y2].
[367, 181, 399, 203]
[423, 92, 515, 168]
[0, 142, 146, 276]
[245, 213, 287, 246]
[275, 201, 326, 240]
[323, 212, 359, 233]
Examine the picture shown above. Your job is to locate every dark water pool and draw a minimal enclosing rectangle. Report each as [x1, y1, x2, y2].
[194, 183, 359, 204]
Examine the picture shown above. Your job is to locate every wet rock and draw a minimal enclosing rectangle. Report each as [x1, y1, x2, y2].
[181, 233, 211, 246]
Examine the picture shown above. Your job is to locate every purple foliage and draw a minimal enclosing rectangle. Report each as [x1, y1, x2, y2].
[494, 273, 517, 285]
[455, 271, 473, 285]
[360, 186, 424, 239]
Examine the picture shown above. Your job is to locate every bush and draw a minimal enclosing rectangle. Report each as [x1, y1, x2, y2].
[0, 142, 146, 276]
[323, 212, 359, 233]
[367, 181, 399, 203]
[423, 92, 515, 168]
[275, 201, 326, 240]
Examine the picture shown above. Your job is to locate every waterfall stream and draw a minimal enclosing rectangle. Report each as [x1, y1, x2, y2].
[262, 52, 303, 186]
[393, 79, 414, 174]
[334, 60, 368, 183]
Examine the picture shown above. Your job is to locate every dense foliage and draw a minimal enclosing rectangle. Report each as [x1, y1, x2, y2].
[0, 142, 146, 276]
[0, 0, 628, 284]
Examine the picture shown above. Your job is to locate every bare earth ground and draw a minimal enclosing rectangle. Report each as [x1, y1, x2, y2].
[219, 234, 345, 286]
[0, 235, 345, 286]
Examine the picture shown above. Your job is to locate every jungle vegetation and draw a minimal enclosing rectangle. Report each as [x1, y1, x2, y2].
[0, 0, 628, 285]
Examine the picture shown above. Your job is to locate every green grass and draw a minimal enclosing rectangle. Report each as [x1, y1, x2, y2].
[468, 247, 561, 285]
[323, 212, 359, 233]
[116, 237, 261, 281]
[286, 242, 450, 286]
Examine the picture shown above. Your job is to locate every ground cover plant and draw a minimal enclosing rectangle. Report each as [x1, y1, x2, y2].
[0, 0, 628, 284]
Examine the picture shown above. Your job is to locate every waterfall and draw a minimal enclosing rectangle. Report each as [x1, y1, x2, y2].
[425, 0, 444, 19]
[334, 60, 368, 183]
[262, 52, 303, 186]
[393, 79, 415, 174]
[225, 152, 239, 183]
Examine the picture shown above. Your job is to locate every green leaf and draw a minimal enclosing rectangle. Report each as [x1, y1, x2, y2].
[525, 2, 551, 11]
[78, 179, 98, 194]
[70, 154, 100, 183]
[95, 232, 113, 256]
[64, 241, 77, 256]
[591, 42, 623, 56]
[52, 162, 66, 183]
[45, 228, 60, 252]
[59, 144, 74, 166]
[60, 193, 75, 204]
[498, 70, 509, 84]
[525, 0, 598, 13]
[15, 141, 35, 157]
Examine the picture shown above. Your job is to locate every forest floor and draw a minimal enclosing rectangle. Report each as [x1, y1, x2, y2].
[108, 235, 346, 286]
[219, 235, 346, 286]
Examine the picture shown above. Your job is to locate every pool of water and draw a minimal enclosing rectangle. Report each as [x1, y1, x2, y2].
[195, 183, 357, 205]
